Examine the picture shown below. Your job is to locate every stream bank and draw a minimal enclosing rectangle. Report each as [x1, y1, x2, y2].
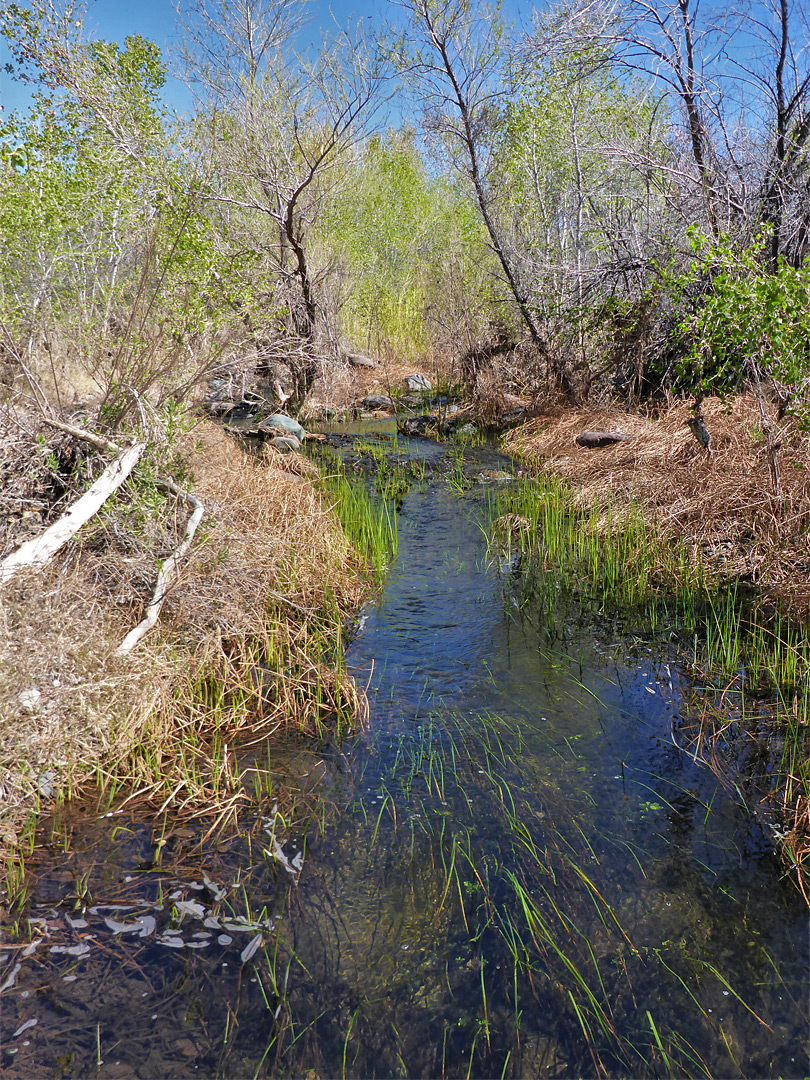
[500, 394, 810, 884]
[0, 418, 379, 858]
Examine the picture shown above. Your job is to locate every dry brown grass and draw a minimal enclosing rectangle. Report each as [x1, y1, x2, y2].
[161, 423, 363, 641]
[305, 352, 460, 416]
[504, 394, 810, 610]
[0, 563, 161, 847]
[0, 417, 369, 849]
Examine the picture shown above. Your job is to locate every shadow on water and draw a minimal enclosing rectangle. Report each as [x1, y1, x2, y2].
[1, 422, 808, 1079]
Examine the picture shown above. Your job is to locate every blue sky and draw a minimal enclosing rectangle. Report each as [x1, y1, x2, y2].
[0, 0, 411, 117]
[2, 0, 802, 128]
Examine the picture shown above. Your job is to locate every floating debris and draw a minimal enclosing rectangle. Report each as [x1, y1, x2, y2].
[173, 900, 206, 920]
[157, 936, 185, 949]
[50, 943, 91, 957]
[240, 934, 263, 963]
[264, 836, 303, 876]
[103, 915, 156, 938]
[202, 875, 227, 901]
[12, 1018, 38, 1038]
[0, 963, 21, 993]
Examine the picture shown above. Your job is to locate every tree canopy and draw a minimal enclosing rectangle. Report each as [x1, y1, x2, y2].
[1, 0, 808, 415]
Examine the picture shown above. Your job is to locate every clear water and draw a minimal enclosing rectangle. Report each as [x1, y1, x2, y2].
[1, 426, 807, 1079]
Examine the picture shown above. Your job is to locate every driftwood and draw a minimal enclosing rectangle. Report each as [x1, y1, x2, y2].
[2, 408, 209, 648]
[4, 415, 207, 652]
[40, 417, 120, 454]
[0, 443, 146, 584]
[575, 431, 633, 449]
[116, 481, 205, 655]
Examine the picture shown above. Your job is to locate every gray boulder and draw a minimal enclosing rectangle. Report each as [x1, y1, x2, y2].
[270, 436, 301, 452]
[205, 399, 237, 415]
[348, 353, 377, 368]
[405, 373, 432, 391]
[259, 414, 306, 441]
[399, 415, 439, 437]
[362, 394, 394, 410]
[575, 431, 632, 449]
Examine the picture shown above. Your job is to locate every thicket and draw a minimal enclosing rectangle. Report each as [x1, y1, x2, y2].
[0, 0, 808, 419]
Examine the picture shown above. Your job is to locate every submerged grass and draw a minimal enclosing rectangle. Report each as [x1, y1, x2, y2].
[490, 473, 810, 896]
[340, 706, 799, 1079]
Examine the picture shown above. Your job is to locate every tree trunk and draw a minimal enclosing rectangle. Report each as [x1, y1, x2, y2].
[420, 2, 577, 399]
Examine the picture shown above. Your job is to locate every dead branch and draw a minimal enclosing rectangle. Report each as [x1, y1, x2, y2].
[116, 481, 205, 655]
[40, 416, 123, 454]
[0, 443, 146, 584]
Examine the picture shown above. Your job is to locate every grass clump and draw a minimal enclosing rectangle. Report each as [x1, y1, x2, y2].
[310, 444, 399, 576]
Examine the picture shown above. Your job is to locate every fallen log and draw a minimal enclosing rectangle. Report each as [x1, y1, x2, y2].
[116, 481, 205, 655]
[0, 443, 146, 584]
[40, 417, 120, 454]
[575, 431, 633, 449]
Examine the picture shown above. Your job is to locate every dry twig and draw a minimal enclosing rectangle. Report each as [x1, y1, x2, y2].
[0, 443, 146, 584]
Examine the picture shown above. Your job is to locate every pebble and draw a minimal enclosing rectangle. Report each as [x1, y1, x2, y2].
[18, 688, 41, 712]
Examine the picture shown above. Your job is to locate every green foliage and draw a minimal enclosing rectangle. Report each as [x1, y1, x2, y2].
[0, 11, 246, 423]
[319, 128, 491, 356]
[496, 48, 666, 325]
[0, 29, 166, 326]
[667, 229, 810, 405]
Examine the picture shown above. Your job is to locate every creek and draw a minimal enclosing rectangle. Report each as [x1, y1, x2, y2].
[1, 421, 808, 1079]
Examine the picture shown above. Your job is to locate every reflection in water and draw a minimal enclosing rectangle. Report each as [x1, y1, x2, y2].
[1, 428, 808, 1079]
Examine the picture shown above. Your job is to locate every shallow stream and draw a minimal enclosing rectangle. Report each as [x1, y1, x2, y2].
[1, 422, 808, 1078]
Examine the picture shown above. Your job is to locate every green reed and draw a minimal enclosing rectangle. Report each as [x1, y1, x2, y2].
[491, 476, 810, 868]
[491, 476, 810, 696]
[492, 475, 684, 605]
[447, 443, 473, 493]
[313, 447, 399, 578]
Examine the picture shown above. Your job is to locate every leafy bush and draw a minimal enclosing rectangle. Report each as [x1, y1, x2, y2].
[668, 230, 810, 412]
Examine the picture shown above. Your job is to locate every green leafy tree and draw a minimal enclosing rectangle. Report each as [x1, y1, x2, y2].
[1, 5, 229, 425]
[495, 30, 671, 395]
[395, 0, 585, 396]
[319, 128, 491, 358]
